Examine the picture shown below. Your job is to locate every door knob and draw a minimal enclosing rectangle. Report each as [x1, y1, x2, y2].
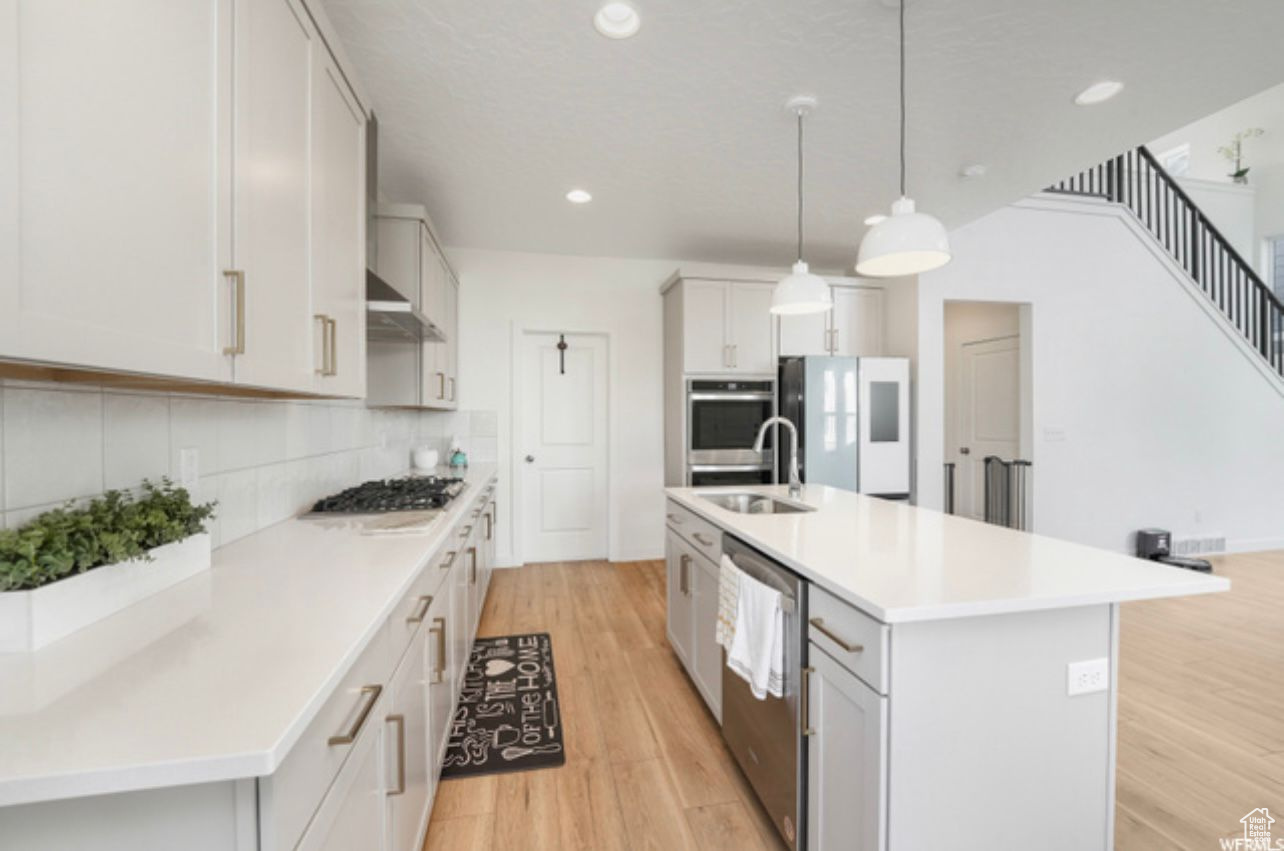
[959, 447, 971, 455]
[525, 455, 535, 463]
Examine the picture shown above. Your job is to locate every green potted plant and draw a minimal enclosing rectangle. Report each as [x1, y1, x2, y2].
[1218, 127, 1265, 184]
[0, 479, 216, 652]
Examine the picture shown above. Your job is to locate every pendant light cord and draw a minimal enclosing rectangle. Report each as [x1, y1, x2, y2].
[899, 0, 907, 198]
[797, 110, 804, 261]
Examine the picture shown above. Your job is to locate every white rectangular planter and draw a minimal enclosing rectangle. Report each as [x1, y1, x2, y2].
[0, 533, 212, 652]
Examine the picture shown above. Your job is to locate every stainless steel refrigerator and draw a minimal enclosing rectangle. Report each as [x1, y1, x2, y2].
[776, 356, 911, 497]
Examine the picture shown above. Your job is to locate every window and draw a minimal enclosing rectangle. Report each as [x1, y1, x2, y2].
[1271, 236, 1284, 301]
[1157, 144, 1191, 177]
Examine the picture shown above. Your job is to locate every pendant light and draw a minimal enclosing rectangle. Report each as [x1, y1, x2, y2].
[771, 96, 832, 316]
[856, 0, 951, 277]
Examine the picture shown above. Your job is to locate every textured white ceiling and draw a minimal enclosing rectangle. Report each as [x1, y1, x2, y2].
[322, 0, 1284, 268]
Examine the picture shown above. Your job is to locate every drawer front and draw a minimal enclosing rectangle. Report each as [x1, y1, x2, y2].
[389, 560, 442, 664]
[260, 620, 394, 851]
[665, 500, 723, 565]
[808, 584, 888, 695]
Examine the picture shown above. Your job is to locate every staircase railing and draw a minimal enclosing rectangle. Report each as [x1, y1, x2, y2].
[1047, 146, 1284, 377]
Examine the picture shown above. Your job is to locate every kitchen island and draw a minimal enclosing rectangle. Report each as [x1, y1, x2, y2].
[664, 483, 1228, 851]
[0, 466, 498, 851]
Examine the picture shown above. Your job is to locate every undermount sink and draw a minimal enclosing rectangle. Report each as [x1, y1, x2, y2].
[699, 492, 815, 515]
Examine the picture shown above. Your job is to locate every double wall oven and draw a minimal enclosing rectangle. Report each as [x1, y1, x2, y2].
[686, 379, 775, 486]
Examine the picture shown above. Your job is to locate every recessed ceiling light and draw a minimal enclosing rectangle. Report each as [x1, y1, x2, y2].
[1074, 80, 1124, 106]
[593, 2, 640, 39]
[864, 214, 887, 226]
[566, 189, 593, 204]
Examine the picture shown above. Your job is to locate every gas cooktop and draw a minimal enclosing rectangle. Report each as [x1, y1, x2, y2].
[310, 476, 465, 514]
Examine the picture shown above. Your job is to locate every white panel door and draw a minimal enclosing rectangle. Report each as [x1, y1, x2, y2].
[682, 281, 729, 373]
[831, 288, 885, 357]
[310, 43, 366, 397]
[807, 645, 887, 851]
[0, 0, 233, 381]
[385, 628, 429, 851]
[230, 0, 316, 392]
[958, 335, 1021, 519]
[728, 282, 776, 373]
[520, 333, 609, 562]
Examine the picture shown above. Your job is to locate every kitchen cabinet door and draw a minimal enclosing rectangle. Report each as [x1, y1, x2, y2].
[806, 645, 887, 851]
[665, 530, 694, 666]
[690, 550, 723, 722]
[0, 0, 233, 383]
[444, 276, 460, 408]
[450, 545, 471, 692]
[426, 570, 453, 772]
[465, 524, 482, 636]
[419, 233, 448, 335]
[728, 283, 776, 374]
[229, 0, 317, 392]
[385, 627, 430, 851]
[296, 686, 387, 851]
[309, 41, 367, 398]
[374, 216, 421, 307]
[830, 287, 885, 358]
[483, 500, 497, 599]
[682, 281, 729, 373]
[778, 309, 830, 358]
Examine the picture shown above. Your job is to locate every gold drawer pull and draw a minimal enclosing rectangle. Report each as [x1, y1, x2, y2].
[328, 684, 382, 746]
[666, 513, 683, 524]
[809, 617, 864, 654]
[386, 714, 406, 796]
[692, 532, 714, 547]
[439, 550, 457, 570]
[460, 525, 473, 538]
[406, 594, 432, 625]
[430, 617, 446, 683]
[223, 270, 246, 355]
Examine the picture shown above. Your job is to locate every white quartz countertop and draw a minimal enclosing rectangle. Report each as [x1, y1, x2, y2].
[0, 465, 496, 808]
[666, 484, 1229, 624]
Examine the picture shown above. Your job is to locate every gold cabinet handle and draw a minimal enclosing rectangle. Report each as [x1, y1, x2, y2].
[468, 546, 478, 584]
[223, 270, 246, 355]
[692, 532, 714, 548]
[679, 554, 690, 596]
[666, 512, 683, 525]
[460, 525, 473, 539]
[406, 594, 433, 625]
[809, 617, 864, 654]
[327, 317, 338, 376]
[430, 617, 446, 683]
[801, 666, 816, 736]
[439, 550, 457, 570]
[328, 684, 382, 746]
[314, 314, 329, 375]
[386, 714, 406, 796]
[437, 372, 446, 400]
[448, 377, 456, 402]
[485, 512, 493, 540]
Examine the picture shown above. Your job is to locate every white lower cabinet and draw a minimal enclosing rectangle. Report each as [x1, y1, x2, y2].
[426, 591, 454, 771]
[805, 645, 887, 851]
[664, 527, 721, 721]
[296, 689, 387, 851]
[385, 628, 431, 851]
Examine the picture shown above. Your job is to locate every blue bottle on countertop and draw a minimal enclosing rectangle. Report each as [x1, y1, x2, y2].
[449, 449, 468, 469]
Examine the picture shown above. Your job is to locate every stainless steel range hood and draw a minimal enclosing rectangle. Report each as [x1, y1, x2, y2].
[365, 113, 446, 344]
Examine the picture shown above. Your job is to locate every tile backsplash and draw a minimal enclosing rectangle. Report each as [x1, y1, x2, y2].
[0, 380, 497, 549]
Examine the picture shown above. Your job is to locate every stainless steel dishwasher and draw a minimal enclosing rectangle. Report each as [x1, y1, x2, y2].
[720, 533, 807, 850]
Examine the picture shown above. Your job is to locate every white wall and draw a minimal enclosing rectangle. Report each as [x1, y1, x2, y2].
[451, 248, 680, 565]
[0, 381, 459, 547]
[917, 195, 1284, 554]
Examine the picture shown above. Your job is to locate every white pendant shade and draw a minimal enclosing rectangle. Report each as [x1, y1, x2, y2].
[856, 196, 951, 277]
[771, 261, 832, 315]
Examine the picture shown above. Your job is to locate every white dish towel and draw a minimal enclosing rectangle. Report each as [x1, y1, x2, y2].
[726, 569, 786, 700]
[716, 555, 741, 650]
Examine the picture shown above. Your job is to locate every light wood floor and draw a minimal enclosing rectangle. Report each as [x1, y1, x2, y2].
[425, 553, 1284, 850]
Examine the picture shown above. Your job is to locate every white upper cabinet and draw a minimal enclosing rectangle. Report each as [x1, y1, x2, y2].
[0, 0, 369, 397]
[727, 282, 775, 373]
[778, 284, 886, 358]
[673, 279, 777, 375]
[830, 287, 885, 357]
[229, 0, 317, 393]
[0, 0, 234, 382]
[309, 40, 367, 398]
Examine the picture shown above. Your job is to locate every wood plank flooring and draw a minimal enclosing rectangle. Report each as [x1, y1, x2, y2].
[1116, 549, 1284, 849]
[425, 552, 1284, 850]
[424, 560, 786, 851]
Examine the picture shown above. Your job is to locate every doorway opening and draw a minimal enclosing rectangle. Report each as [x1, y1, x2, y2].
[514, 330, 610, 564]
[943, 301, 1033, 525]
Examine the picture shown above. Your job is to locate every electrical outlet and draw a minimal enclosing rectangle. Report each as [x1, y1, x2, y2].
[1067, 658, 1109, 696]
[178, 447, 200, 491]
